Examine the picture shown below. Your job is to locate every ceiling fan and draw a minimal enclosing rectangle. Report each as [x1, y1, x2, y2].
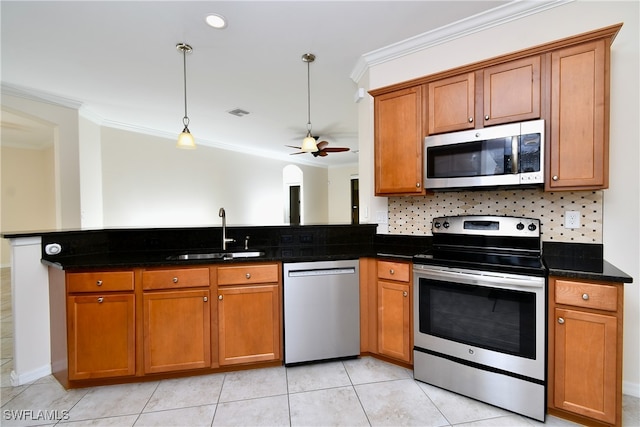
[285, 52, 350, 158]
[287, 139, 350, 157]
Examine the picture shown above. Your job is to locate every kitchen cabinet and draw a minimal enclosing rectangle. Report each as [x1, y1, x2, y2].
[548, 276, 624, 426]
[427, 72, 476, 134]
[66, 271, 135, 380]
[142, 267, 211, 373]
[547, 39, 609, 190]
[373, 85, 425, 196]
[427, 56, 541, 134]
[216, 263, 281, 365]
[376, 260, 412, 363]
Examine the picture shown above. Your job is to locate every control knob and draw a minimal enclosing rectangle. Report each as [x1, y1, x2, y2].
[516, 222, 525, 230]
[443, 221, 450, 229]
[434, 221, 441, 229]
[528, 223, 537, 231]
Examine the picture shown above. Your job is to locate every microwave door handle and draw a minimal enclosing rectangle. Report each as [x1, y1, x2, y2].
[511, 136, 519, 173]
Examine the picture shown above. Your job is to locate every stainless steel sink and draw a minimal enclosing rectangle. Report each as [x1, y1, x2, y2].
[169, 251, 265, 261]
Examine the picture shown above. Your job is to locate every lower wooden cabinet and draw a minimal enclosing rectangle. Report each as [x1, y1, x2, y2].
[216, 263, 282, 365]
[548, 276, 624, 426]
[142, 289, 211, 373]
[376, 260, 412, 363]
[67, 293, 135, 380]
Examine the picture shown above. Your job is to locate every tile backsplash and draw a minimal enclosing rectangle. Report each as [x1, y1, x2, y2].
[388, 189, 603, 243]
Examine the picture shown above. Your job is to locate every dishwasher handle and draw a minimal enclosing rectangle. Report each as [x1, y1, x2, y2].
[287, 267, 356, 278]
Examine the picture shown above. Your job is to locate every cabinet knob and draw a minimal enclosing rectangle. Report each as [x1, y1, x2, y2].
[96, 280, 103, 286]
[416, 182, 421, 188]
[97, 297, 104, 303]
[552, 175, 559, 181]
[468, 117, 473, 123]
[218, 295, 223, 300]
[246, 273, 251, 279]
[484, 115, 490, 120]
[172, 277, 179, 283]
[582, 293, 589, 301]
[558, 317, 565, 324]
[203, 296, 208, 302]
[403, 291, 408, 297]
[389, 269, 395, 275]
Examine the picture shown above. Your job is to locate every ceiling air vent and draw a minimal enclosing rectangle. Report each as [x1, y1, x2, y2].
[227, 108, 250, 117]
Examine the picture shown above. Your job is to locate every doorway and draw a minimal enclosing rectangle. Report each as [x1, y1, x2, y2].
[289, 185, 301, 225]
[351, 178, 359, 224]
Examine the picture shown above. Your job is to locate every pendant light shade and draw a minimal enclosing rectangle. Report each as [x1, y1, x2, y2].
[301, 53, 318, 152]
[176, 43, 196, 149]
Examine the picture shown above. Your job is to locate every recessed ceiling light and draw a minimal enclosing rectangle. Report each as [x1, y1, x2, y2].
[205, 13, 227, 29]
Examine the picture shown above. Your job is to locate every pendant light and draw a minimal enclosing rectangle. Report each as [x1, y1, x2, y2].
[176, 42, 196, 149]
[301, 53, 318, 152]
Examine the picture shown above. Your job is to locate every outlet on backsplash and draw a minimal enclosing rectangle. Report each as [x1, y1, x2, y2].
[387, 189, 603, 243]
[564, 210, 581, 229]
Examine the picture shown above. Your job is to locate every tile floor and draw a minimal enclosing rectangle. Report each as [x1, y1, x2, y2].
[1, 268, 638, 427]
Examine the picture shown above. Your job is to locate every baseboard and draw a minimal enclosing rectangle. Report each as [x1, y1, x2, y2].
[623, 380, 640, 398]
[11, 365, 52, 386]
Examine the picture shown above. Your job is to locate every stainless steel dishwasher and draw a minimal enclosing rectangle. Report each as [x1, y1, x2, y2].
[283, 259, 360, 365]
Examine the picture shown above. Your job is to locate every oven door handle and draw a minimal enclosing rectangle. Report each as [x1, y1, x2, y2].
[415, 267, 544, 290]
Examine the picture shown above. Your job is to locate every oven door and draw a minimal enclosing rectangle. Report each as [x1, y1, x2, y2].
[413, 264, 546, 381]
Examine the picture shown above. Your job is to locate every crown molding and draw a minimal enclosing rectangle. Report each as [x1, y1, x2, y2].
[350, 0, 573, 83]
[1, 83, 83, 110]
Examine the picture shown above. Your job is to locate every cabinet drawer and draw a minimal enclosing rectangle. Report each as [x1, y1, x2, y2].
[377, 260, 410, 282]
[555, 279, 618, 311]
[217, 264, 279, 285]
[68, 271, 134, 293]
[142, 268, 210, 290]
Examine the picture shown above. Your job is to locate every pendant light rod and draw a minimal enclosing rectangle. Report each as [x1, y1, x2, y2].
[301, 53, 317, 152]
[176, 43, 195, 149]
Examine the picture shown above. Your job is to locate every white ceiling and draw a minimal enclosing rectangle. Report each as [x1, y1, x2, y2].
[1, 0, 509, 166]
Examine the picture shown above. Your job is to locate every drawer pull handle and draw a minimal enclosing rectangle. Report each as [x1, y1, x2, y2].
[403, 291, 408, 297]
[484, 115, 490, 120]
[582, 293, 589, 301]
[552, 175, 559, 181]
[218, 295, 223, 300]
[389, 269, 395, 275]
[203, 297, 208, 302]
[468, 117, 474, 123]
[558, 317, 565, 324]
[96, 280, 103, 286]
[97, 297, 104, 303]
[173, 277, 179, 283]
[246, 273, 251, 279]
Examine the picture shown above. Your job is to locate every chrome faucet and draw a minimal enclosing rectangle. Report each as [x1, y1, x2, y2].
[218, 207, 235, 250]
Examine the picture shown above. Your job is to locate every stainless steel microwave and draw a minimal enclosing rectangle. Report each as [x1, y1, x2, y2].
[424, 120, 544, 190]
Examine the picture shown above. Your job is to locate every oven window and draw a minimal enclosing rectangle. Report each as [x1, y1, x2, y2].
[427, 137, 512, 179]
[418, 278, 536, 359]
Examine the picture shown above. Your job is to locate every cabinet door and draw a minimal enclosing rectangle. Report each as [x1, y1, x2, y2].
[143, 289, 211, 373]
[67, 294, 135, 380]
[553, 307, 617, 424]
[377, 280, 411, 362]
[374, 86, 424, 195]
[548, 40, 608, 190]
[218, 284, 281, 365]
[483, 56, 541, 126]
[428, 72, 475, 134]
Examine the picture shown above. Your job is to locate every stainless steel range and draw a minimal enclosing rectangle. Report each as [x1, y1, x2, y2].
[413, 215, 546, 422]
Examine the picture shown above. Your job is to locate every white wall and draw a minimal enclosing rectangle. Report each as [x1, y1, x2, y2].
[361, 1, 639, 396]
[328, 164, 358, 224]
[100, 126, 330, 227]
[78, 114, 103, 227]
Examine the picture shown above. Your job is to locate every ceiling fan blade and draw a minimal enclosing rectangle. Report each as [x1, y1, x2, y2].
[322, 147, 350, 152]
[289, 151, 306, 155]
[318, 151, 329, 157]
[316, 140, 329, 150]
[286, 145, 302, 150]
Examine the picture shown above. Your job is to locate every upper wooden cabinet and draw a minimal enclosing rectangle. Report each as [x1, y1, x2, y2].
[547, 39, 609, 190]
[371, 24, 621, 194]
[373, 86, 425, 196]
[483, 56, 541, 126]
[428, 72, 476, 134]
[427, 56, 541, 134]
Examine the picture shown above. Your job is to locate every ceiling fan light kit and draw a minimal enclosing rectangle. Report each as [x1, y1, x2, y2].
[176, 42, 196, 149]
